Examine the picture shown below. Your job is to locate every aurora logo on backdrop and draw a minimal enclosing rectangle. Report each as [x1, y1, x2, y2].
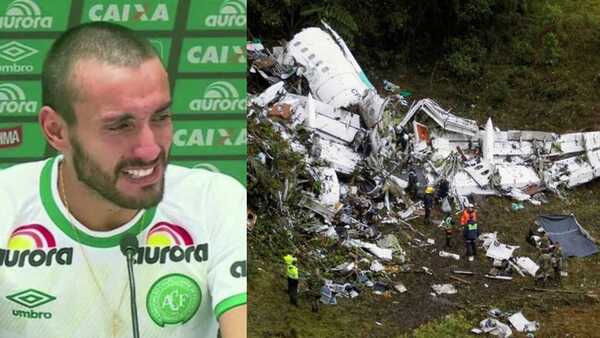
[0, 83, 37, 114]
[173, 128, 246, 147]
[88, 3, 169, 22]
[189, 81, 245, 112]
[206, 0, 246, 28]
[0, 0, 53, 29]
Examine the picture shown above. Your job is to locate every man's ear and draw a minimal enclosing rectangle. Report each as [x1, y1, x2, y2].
[39, 106, 69, 152]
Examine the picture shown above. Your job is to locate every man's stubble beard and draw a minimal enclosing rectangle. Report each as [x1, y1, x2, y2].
[70, 135, 168, 210]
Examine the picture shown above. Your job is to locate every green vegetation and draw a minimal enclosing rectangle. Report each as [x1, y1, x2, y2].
[407, 313, 472, 338]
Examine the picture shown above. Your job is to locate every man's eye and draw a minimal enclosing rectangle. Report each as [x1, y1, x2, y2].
[108, 122, 132, 131]
[153, 112, 172, 122]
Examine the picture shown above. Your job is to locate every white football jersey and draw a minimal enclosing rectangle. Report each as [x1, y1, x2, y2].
[0, 156, 246, 338]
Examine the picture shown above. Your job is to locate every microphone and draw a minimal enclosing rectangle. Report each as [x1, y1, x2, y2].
[120, 234, 140, 338]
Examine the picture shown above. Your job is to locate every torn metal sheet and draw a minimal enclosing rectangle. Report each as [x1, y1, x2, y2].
[439, 251, 460, 260]
[314, 167, 340, 206]
[298, 192, 340, 221]
[431, 284, 457, 295]
[251, 81, 286, 107]
[464, 163, 493, 188]
[315, 137, 362, 174]
[485, 241, 519, 261]
[394, 283, 407, 293]
[400, 98, 479, 137]
[343, 239, 393, 261]
[492, 164, 541, 192]
[332, 262, 355, 274]
[305, 93, 362, 144]
[377, 234, 404, 254]
[508, 312, 539, 333]
[476, 318, 513, 337]
[370, 260, 384, 272]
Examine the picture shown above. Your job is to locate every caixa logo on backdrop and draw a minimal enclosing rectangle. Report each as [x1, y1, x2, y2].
[181, 37, 246, 73]
[171, 121, 246, 156]
[188, 0, 246, 30]
[84, 0, 177, 30]
[0, 0, 70, 31]
[173, 127, 246, 148]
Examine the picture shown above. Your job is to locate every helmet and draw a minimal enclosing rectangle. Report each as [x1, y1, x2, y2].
[425, 186, 434, 194]
[283, 254, 296, 265]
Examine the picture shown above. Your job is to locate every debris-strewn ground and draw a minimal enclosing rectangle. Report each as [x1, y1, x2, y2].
[249, 181, 600, 337]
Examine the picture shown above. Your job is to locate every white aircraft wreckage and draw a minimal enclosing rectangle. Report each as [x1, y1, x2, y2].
[248, 21, 600, 217]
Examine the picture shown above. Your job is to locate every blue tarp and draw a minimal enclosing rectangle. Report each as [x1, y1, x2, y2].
[537, 214, 598, 257]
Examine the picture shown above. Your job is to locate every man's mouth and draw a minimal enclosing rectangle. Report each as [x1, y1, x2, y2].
[123, 166, 155, 179]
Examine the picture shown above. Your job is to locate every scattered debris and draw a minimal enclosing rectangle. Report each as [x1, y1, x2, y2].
[439, 250, 460, 260]
[394, 283, 407, 293]
[471, 318, 513, 337]
[431, 284, 457, 295]
[508, 312, 539, 333]
[473, 308, 539, 337]
[247, 209, 257, 230]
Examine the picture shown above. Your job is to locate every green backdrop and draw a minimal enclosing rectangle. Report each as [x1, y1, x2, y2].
[0, 0, 247, 185]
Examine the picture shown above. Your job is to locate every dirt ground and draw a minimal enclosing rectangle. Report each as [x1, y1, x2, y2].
[249, 181, 600, 337]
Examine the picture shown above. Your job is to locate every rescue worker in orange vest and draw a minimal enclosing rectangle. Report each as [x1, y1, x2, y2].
[284, 254, 299, 306]
[460, 203, 478, 226]
[461, 203, 479, 261]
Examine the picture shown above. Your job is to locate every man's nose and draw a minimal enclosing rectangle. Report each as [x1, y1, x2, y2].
[133, 124, 161, 162]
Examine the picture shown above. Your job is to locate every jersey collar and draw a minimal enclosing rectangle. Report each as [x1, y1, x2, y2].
[39, 156, 157, 248]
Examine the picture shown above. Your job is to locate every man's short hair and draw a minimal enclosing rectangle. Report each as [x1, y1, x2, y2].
[42, 21, 160, 125]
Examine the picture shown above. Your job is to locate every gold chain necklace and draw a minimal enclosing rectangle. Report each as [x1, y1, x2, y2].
[59, 162, 129, 338]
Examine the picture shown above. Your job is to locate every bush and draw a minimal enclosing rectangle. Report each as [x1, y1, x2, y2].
[410, 313, 473, 338]
[446, 37, 487, 80]
[512, 40, 535, 65]
[542, 32, 561, 66]
[489, 79, 511, 106]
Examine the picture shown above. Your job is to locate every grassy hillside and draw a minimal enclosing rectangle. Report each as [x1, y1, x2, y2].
[248, 1, 600, 337]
